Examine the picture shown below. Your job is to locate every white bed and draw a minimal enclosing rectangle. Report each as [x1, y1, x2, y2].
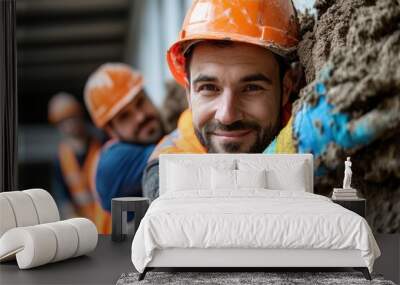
[131, 154, 380, 280]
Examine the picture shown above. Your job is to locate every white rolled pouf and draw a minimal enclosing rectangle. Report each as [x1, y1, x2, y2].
[0, 191, 39, 227]
[0, 226, 57, 269]
[42, 220, 79, 262]
[0, 218, 98, 269]
[0, 196, 17, 237]
[65, 218, 98, 257]
[23, 189, 60, 224]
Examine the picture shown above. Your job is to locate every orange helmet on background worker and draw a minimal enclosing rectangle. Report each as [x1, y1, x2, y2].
[48, 92, 87, 140]
[167, 0, 300, 87]
[48, 92, 84, 124]
[84, 63, 164, 144]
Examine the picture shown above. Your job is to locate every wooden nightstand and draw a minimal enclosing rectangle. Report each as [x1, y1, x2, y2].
[332, 198, 366, 218]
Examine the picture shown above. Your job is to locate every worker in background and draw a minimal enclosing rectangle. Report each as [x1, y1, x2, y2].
[48, 92, 102, 223]
[84, 63, 165, 219]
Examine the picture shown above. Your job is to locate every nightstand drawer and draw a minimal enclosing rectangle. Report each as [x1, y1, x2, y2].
[332, 199, 366, 218]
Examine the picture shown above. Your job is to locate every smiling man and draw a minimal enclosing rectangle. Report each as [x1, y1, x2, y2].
[187, 41, 288, 153]
[142, 0, 300, 200]
[84, 63, 165, 224]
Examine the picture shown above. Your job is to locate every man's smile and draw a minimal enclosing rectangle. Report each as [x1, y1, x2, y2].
[211, 129, 254, 143]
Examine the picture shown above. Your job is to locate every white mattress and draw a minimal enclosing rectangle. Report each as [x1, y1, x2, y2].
[131, 190, 380, 273]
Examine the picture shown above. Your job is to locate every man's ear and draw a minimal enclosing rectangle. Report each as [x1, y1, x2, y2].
[104, 124, 117, 139]
[185, 84, 192, 109]
[282, 62, 304, 106]
[281, 73, 291, 107]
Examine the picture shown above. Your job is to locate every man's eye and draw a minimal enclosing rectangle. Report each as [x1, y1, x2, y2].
[198, 84, 218, 92]
[117, 112, 130, 122]
[243, 84, 264, 92]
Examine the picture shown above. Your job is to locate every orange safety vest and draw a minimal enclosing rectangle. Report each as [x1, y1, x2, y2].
[58, 138, 111, 234]
[148, 109, 206, 160]
[89, 144, 112, 235]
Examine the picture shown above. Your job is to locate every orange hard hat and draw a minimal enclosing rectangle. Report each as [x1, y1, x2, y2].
[48, 92, 83, 124]
[84, 63, 144, 128]
[167, 0, 300, 86]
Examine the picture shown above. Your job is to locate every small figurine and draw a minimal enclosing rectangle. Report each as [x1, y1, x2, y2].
[343, 157, 352, 189]
[332, 157, 359, 199]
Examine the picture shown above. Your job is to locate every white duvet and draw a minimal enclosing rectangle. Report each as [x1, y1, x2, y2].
[131, 190, 380, 273]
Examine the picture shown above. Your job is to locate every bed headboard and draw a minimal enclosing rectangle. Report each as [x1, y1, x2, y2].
[159, 153, 314, 195]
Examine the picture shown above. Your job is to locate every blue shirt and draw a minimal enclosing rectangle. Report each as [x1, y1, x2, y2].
[95, 141, 155, 212]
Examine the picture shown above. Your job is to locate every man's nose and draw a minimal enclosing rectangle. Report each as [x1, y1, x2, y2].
[135, 109, 146, 125]
[214, 89, 242, 125]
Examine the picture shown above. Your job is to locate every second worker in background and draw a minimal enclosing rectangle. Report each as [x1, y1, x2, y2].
[84, 63, 165, 220]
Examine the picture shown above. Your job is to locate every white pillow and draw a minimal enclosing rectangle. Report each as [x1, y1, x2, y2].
[266, 166, 306, 191]
[211, 168, 236, 190]
[211, 169, 267, 190]
[167, 162, 210, 191]
[238, 159, 307, 191]
[236, 169, 267, 189]
[166, 159, 236, 192]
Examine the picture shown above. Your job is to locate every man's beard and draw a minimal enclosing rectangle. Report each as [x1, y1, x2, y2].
[117, 116, 165, 145]
[136, 116, 165, 144]
[194, 119, 280, 153]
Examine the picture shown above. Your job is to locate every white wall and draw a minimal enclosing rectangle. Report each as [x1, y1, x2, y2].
[125, 0, 192, 107]
[293, 0, 315, 12]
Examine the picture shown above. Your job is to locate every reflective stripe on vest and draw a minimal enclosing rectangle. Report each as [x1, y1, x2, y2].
[58, 140, 100, 220]
[89, 139, 120, 234]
